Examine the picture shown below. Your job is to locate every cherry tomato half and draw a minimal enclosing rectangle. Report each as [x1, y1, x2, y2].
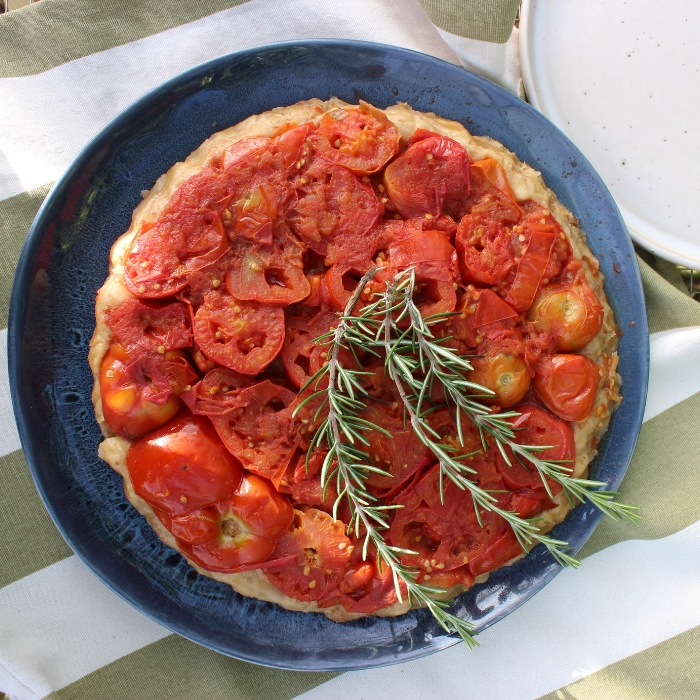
[127, 414, 243, 516]
[533, 354, 601, 422]
[527, 274, 604, 351]
[175, 473, 294, 573]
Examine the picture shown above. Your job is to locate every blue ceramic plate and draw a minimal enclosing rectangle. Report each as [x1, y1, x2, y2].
[9, 40, 648, 671]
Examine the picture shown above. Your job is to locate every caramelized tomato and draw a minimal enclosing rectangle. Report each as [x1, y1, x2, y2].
[468, 353, 531, 408]
[528, 274, 604, 351]
[383, 131, 472, 219]
[192, 289, 285, 375]
[288, 156, 381, 257]
[494, 404, 573, 497]
[127, 414, 243, 516]
[534, 354, 601, 422]
[124, 209, 229, 298]
[175, 473, 294, 573]
[100, 344, 196, 439]
[310, 102, 400, 175]
[264, 509, 352, 601]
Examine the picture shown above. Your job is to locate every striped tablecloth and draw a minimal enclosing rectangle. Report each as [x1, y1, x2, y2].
[1, 2, 699, 698]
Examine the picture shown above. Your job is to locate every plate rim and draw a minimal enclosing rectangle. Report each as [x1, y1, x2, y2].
[8, 37, 649, 671]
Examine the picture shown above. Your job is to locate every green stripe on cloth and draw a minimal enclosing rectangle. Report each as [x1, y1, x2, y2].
[538, 625, 700, 700]
[0, 183, 52, 328]
[416, 0, 520, 43]
[0, 0, 252, 79]
[579, 390, 700, 559]
[0, 450, 72, 588]
[47, 633, 337, 700]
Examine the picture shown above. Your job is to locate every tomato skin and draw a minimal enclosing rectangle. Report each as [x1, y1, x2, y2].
[384, 133, 472, 219]
[264, 509, 352, 602]
[468, 353, 531, 408]
[527, 275, 604, 351]
[310, 102, 400, 175]
[180, 473, 294, 573]
[468, 528, 523, 577]
[470, 158, 518, 203]
[505, 228, 557, 312]
[494, 403, 573, 497]
[127, 414, 243, 517]
[100, 344, 191, 439]
[192, 289, 285, 375]
[533, 354, 601, 422]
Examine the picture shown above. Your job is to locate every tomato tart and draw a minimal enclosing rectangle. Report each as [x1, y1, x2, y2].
[89, 99, 621, 622]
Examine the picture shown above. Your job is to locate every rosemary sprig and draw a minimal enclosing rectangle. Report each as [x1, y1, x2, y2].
[380, 270, 640, 527]
[379, 275, 581, 568]
[295, 265, 638, 649]
[293, 269, 480, 648]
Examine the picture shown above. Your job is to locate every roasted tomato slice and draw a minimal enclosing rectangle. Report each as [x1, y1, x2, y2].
[360, 391, 434, 495]
[124, 209, 229, 298]
[181, 367, 251, 416]
[226, 227, 310, 305]
[494, 403, 573, 497]
[287, 451, 338, 512]
[208, 380, 297, 483]
[389, 459, 517, 575]
[107, 298, 192, 353]
[467, 527, 523, 577]
[280, 308, 337, 389]
[264, 509, 352, 601]
[127, 414, 243, 516]
[288, 156, 382, 257]
[527, 272, 604, 351]
[100, 344, 197, 439]
[310, 101, 400, 175]
[383, 130, 472, 219]
[533, 354, 601, 422]
[171, 473, 294, 573]
[192, 289, 285, 375]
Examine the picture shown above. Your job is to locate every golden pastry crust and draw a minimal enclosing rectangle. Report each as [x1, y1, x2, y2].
[89, 99, 620, 621]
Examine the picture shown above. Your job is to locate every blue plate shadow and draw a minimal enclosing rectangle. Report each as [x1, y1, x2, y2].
[8, 40, 648, 671]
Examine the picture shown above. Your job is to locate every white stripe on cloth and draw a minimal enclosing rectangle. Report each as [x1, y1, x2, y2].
[644, 325, 700, 422]
[435, 26, 521, 93]
[0, 557, 171, 700]
[0, 0, 468, 203]
[0, 323, 696, 698]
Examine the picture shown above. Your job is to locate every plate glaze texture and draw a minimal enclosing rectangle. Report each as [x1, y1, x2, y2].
[9, 40, 649, 671]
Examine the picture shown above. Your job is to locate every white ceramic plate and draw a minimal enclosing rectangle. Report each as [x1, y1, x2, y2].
[520, 0, 700, 268]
